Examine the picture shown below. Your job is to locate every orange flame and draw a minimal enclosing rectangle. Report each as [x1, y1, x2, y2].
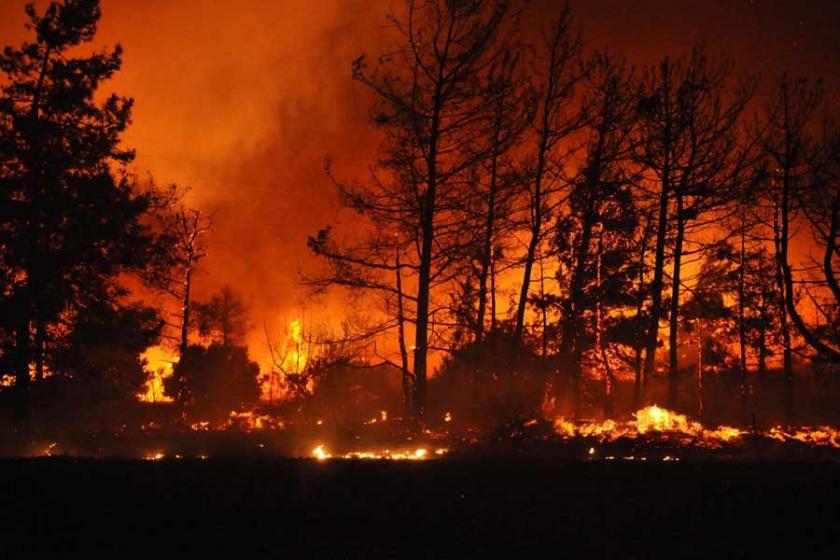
[554, 405, 745, 448]
[310, 445, 447, 461]
[137, 346, 175, 403]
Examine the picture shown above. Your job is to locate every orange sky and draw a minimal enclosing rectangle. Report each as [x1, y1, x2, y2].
[2, 0, 838, 366]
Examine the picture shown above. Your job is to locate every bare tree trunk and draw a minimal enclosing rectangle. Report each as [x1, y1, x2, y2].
[779, 186, 840, 362]
[596, 229, 615, 417]
[757, 294, 769, 378]
[13, 304, 31, 427]
[412, 99, 441, 421]
[514, 189, 543, 345]
[513, 14, 576, 345]
[476, 123, 501, 342]
[822, 190, 840, 303]
[176, 256, 193, 407]
[643, 63, 673, 385]
[14, 46, 52, 425]
[668, 202, 685, 410]
[773, 194, 794, 423]
[643, 150, 670, 383]
[539, 245, 548, 357]
[34, 318, 45, 383]
[634, 232, 648, 409]
[563, 209, 595, 418]
[696, 319, 704, 420]
[179, 257, 193, 359]
[490, 250, 498, 332]
[738, 206, 749, 417]
[395, 250, 412, 409]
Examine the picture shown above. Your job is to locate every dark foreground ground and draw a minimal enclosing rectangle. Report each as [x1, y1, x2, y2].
[1, 457, 838, 558]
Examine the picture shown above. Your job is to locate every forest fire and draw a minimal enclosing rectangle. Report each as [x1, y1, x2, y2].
[1, 0, 839, 555]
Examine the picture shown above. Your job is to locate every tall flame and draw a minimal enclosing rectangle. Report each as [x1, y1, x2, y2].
[137, 346, 175, 403]
[283, 318, 307, 374]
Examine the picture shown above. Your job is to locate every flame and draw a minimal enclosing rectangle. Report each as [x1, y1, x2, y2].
[554, 405, 745, 449]
[33, 442, 59, 457]
[634, 405, 696, 433]
[310, 445, 446, 461]
[766, 426, 840, 448]
[188, 411, 285, 432]
[137, 346, 175, 403]
[553, 405, 840, 450]
[261, 318, 309, 400]
[283, 319, 307, 373]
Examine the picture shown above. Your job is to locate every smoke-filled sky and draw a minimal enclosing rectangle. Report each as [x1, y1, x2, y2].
[1, 0, 839, 361]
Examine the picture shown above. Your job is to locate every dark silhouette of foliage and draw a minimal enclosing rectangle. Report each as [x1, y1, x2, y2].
[194, 285, 250, 347]
[166, 343, 261, 422]
[52, 302, 163, 400]
[0, 0, 169, 421]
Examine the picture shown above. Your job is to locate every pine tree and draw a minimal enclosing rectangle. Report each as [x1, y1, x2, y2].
[0, 0, 162, 421]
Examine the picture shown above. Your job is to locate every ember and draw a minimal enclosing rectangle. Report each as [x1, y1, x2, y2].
[311, 446, 447, 461]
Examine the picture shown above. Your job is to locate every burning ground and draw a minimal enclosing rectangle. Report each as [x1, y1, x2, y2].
[6, 404, 840, 464]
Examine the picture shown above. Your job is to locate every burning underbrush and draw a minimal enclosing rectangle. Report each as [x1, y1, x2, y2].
[6, 403, 840, 462]
[536, 405, 838, 461]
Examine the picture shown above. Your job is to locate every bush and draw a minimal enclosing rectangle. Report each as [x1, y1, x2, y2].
[167, 344, 261, 422]
[430, 330, 551, 428]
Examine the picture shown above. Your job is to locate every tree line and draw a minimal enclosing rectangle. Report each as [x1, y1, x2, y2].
[308, 0, 840, 423]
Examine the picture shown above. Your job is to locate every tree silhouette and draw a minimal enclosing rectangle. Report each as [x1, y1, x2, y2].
[0, 0, 166, 423]
[312, 0, 519, 419]
[512, 6, 582, 345]
[633, 48, 753, 407]
[554, 52, 638, 416]
[166, 343, 261, 423]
